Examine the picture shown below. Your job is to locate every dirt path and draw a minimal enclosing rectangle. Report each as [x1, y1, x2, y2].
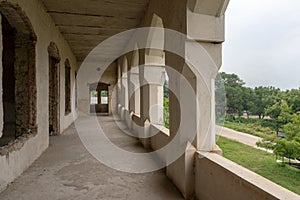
[216, 126, 263, 148]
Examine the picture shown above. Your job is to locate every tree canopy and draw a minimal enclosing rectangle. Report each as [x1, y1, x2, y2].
[217, 72, 300, 161]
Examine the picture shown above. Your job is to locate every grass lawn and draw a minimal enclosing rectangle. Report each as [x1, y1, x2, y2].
[217, 136, 300, 195]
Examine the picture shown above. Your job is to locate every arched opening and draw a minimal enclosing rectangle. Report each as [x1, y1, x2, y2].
[163, 71, 169, 128]
[1, 15, 15, 145]
[0, 3, 37, 146]
[65, 59, 71, 115]
[48, 42, 60, 135]
[89, 82, 110, 114]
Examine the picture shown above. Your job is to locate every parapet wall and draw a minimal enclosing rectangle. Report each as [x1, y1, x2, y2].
[123, 110, 300, 200]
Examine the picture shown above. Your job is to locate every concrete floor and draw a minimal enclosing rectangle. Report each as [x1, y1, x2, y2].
[0, 116, 183, 200]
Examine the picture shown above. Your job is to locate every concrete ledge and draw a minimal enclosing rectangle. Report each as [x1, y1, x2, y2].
[118, 113, 299, 200]
[150, 124, 170, 150]
[131, 114, 143, 137]
[195, 151, 300, 200]
[187, 0, 229, 17]
[187, 9, 224, 43]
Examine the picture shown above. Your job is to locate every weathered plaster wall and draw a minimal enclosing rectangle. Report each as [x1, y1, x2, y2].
[0, 0, 77, 191]
[0, 14, 2, 138]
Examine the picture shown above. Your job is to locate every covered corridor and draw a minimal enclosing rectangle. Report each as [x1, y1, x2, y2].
[0, 0, 299, 199]
[0, 116, 183, 200]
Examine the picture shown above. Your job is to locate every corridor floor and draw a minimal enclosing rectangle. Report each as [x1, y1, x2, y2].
[0, 116, 183, 200]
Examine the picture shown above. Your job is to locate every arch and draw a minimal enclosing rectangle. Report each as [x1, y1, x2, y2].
[48, 42, 60, 135]
[48, 42, 61, 62]
[0, 2, 37, 146]
[0, 2, 36, 40]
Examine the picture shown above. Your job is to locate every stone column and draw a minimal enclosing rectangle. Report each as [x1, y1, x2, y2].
[164, 4, 226, 196]
[117, 62, 122, 115]
[120, 57, 129, 120]
[122, 60, 129, 111]
[137, 50, 165, 147]
[139, 50, 165, 124]
[128, 66, 140, 115]
[195, 75, 216, 151]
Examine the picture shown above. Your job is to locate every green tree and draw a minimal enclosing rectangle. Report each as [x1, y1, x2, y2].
[163, 97, 169, 128]
[276, 101, 292, 128]
[274, 139, 300, 164]
[282, 89, 300, 113]
[163, 80, 169, 98]
[266, 100, 292, 130]
[282, 112, 300, 140]
[274, 139, 287, 163]
[241, 87, 255, 118]
[219, 72, 245, 115]
[250, 86, 281, 119]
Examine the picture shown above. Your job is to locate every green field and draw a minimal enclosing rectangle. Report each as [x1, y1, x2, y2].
[217, 136, 300, 195]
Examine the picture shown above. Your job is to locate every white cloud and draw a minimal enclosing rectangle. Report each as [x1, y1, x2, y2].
[221, 0, 300, 89]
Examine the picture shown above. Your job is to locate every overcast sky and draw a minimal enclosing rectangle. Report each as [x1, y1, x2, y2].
[221, 0, 300, 90]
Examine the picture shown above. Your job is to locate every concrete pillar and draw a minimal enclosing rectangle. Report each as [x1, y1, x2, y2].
[196, 75, 216, 151]
[165, 16, 223, 199]
[128, 49, 140, 116]
[139, 55, 165, 125]
[119, 56, 129, 121]
[117, 62, 122, 115]
[136, 49, 165, 148]
[185, 40, 221, 152]
[128, 66, 140, 115]
[121, 57, 129, 111]
[165, 52, 197, 199]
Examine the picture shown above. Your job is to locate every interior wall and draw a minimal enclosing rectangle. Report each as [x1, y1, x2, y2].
[78, 61, 117, 115]
[0, 0, 77, 192]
